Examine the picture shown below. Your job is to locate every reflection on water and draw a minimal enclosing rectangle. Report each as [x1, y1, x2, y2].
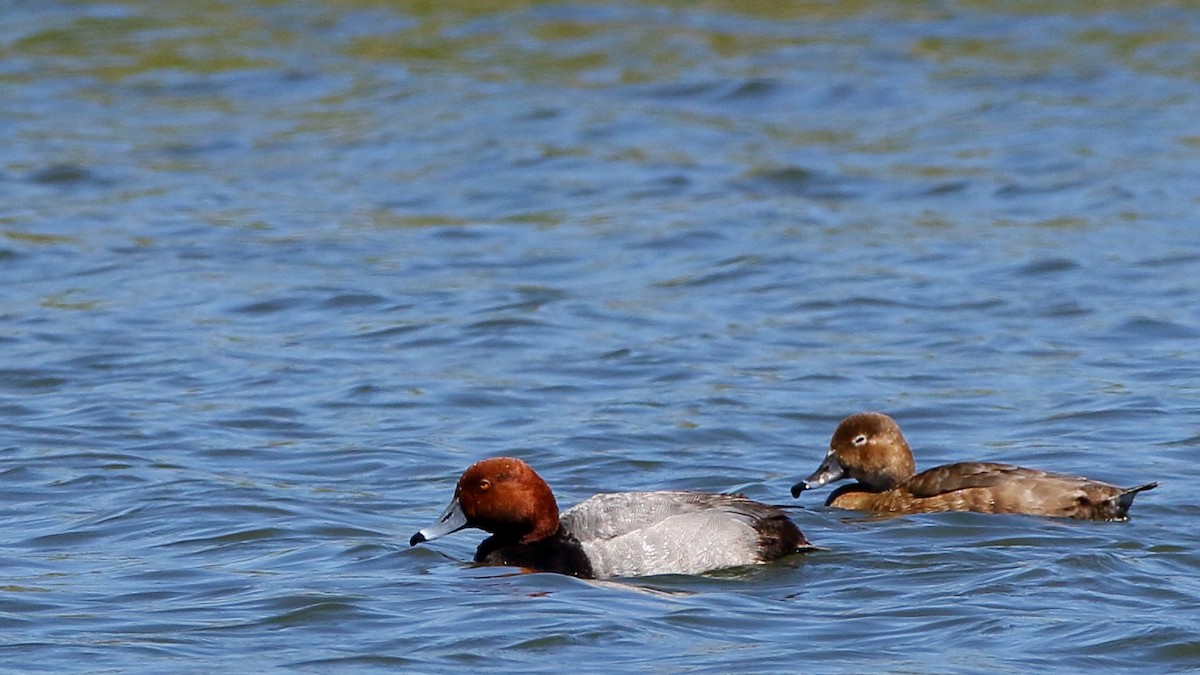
[2, 0, 1199, 672]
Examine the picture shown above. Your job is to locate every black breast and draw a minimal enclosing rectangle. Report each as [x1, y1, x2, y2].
[475, 531, 596, 579]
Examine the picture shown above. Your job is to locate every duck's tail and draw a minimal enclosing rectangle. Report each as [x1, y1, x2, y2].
[1112, 481, 1158, 518]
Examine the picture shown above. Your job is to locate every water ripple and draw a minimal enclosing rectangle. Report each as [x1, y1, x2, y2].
[2, 1, 1199, 673]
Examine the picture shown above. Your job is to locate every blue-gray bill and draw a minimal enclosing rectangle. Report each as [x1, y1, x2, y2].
[791, 450, 848, 498]
[410, 497, 468, 546]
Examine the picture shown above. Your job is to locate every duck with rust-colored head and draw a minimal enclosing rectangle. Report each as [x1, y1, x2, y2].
[412, 457, 815, 578]
[791, 412, 1156, 521]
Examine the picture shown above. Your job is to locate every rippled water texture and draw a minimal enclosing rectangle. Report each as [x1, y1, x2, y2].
[3, 1, 1200, 672]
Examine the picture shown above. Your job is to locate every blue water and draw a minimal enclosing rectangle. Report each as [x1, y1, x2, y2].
[3, 1, 1200, 672]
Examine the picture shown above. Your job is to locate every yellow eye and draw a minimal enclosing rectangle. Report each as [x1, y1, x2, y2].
[478, 479, 491, 491]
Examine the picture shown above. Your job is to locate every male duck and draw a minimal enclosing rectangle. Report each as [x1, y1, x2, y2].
[413, 457, 814, 578]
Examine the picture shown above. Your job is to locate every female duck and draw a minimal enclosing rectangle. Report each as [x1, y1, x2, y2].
[412, 457, 814, 578]
[792, 412, 1156, 521]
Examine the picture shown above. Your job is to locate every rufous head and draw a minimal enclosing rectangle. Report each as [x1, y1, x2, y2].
[411, 457, 560, 547]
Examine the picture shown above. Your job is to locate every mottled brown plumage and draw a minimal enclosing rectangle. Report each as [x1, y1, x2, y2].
[792, 412, 1156, 521]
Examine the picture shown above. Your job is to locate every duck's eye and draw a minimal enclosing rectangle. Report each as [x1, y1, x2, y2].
[852, 434, 868, 446]
[478, 479, 491, 491]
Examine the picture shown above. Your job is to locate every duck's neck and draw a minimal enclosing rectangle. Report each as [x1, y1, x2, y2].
[860, 445, 916, 490]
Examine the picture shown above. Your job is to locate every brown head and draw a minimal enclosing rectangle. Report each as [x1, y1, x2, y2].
[410, 457, 561, 547]
[792, 412, 917, 497]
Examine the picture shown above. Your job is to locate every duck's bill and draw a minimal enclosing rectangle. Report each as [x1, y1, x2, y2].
[410, 497, 468, 546]
[790, 451, 848, 498]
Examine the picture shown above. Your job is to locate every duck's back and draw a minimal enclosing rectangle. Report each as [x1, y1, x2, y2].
[900, 462, 1155, 520]
[561, 492, 807, 577]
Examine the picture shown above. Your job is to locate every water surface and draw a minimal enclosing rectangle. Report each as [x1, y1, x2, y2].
[3, 1, 1199, 672]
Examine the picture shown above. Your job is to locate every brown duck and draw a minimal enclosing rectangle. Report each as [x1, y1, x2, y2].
[791, 412, 1156, 521]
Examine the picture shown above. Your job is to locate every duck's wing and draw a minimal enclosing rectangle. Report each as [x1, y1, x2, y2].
[560, 491, 776, 541]
[562, 492, 807, 578]
[904, 462, 1070, 498]
[905, 463, 1158, 520]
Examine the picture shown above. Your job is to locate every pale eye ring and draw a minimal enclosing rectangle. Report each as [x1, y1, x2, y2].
[852, 434, 868, 446]
[478, 479, 491, 491]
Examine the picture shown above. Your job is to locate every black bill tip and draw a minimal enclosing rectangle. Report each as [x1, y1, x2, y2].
[409, 532, 427, 547]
